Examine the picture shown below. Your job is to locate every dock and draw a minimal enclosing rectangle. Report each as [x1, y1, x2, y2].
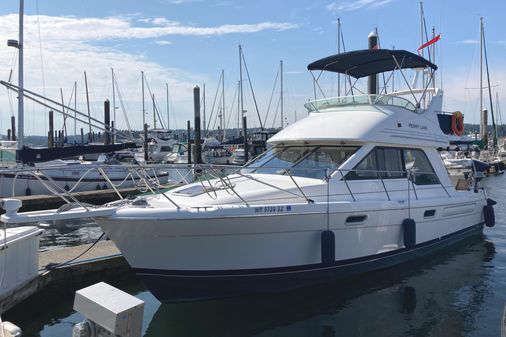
[16, 187, 142, 212]
[0, 240, 129, 314]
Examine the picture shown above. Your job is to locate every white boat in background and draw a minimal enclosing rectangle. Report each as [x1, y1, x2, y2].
[164, 142, 188, 164]
[232, 147, 246, 165]
[0, 141, 17, 165]
[164, 138, 234, 165]
[0, 152, 171, 197]
[3, 48, 495, 303]
[146, 128, 177, 162]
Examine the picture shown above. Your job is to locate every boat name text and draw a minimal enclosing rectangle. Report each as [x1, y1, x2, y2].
[408, 123, 428, 131]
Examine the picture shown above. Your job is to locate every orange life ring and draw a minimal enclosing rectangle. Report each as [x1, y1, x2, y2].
[451, 111, 464, 136]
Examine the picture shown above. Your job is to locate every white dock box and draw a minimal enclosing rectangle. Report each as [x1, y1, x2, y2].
[0, 226, 42, 297]
[74, 282, 144, 337]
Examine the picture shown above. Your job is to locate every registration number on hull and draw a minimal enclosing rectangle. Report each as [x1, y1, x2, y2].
[254, 205, 292, 213]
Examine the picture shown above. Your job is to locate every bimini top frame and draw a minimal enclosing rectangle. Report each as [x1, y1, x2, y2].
[307, 49, 439, 110]
[307, 49, 437, 78]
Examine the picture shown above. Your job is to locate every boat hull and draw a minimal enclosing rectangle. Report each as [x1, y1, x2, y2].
[97, 194, 486, 303]
[135, 223, 483, 302]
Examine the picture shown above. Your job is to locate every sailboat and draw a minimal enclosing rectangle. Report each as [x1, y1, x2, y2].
[0, 2, 170, 197]
[475, 17, 503, 173]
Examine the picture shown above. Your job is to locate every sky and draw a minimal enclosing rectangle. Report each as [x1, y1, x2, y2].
[0, 0, 505, 136]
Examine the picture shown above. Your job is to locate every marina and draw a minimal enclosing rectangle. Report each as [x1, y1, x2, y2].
[0, 0, 505, 336]
[0, 175, 504, 336]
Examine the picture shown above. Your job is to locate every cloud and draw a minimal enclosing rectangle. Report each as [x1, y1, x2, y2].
[139, 17, 180, 26]
[1, 14, 298, 42]
[155, 40, 172, 45]
[491, 40, 506, 47]
[327, 0, 394, 13]
[455, 39, 479, 45]
[313, 27, 324, 35]
[168, 0, 203, 4]
[0, 14, 297, 135]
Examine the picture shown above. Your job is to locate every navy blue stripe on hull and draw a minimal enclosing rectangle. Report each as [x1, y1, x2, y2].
[134, 223, 484, 303]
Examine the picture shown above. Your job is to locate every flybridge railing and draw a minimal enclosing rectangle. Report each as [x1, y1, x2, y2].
[304, 94, 417, 113]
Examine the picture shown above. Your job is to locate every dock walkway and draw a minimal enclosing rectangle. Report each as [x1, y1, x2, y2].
[0, 240, 128, 314]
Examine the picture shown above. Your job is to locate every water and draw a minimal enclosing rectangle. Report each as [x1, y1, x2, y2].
[4, 176, 506, 337]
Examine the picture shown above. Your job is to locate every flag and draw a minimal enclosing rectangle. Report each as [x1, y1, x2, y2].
[417, 34, 441, 54]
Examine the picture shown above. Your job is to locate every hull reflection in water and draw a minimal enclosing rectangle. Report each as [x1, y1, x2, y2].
[144, 237, 493, 337]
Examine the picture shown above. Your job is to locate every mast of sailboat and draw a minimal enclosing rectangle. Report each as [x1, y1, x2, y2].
[239, 44, 245, 134]
[166, 82, 170, 130]
[419, 1, 427, 106]
[141, 71, 146, 128]
[17, 0, 24, 152]
[239, 44, 248, 162]
[60, 88, 67, 143]
[152, 93, 156, 129]
[84, 71, 92, 142]
[112, 68, 116, 143]
[74, 81, 77, 138]
[482, 17, 497, 147]
[497, 92, 503, 138]
[480, 17, 484, 145]
[237, 80, 240, 138]
[337, 17, 341, 97]
[432, 26, 437, 92]
[280, 60, 284, 129]
[221, 69, 226, 141]
[202, 83, 206, 134]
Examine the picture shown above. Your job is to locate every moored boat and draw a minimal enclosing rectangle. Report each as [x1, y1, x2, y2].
[1, 49, 495, 303]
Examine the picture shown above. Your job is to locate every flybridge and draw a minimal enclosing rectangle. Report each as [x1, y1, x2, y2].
[307, 48, 440, 112]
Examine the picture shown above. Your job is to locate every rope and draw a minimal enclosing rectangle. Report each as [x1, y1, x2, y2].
[44, 232, 105, 271]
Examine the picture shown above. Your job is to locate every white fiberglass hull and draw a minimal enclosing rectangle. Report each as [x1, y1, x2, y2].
[97, 195, 486, 302]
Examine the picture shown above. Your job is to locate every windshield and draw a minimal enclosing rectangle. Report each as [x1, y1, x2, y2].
[172, 143, 187, 154]
[157, 132, 172, 140]
[241, 145, 357, 179]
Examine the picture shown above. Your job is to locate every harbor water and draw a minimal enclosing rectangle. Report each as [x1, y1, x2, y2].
[4, 175, 506, 337]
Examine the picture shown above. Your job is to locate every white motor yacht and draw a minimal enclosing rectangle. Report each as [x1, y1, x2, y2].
[146, 128, 177, 162]
[2, 49, 495, 302]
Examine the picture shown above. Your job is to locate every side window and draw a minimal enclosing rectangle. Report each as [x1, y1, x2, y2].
[403, 149, 440, 185]
[347, 149, 378, 179]
[376, 148, 405, 178]
[346, 147, 404, 180]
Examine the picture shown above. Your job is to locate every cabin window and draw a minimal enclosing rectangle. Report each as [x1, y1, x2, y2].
[346, 147, 439, 184]
[346, 147, 404, 180]
[403, 149, 440, 185]
[173, 144, 187, 154]
[241, 146, 357, 179]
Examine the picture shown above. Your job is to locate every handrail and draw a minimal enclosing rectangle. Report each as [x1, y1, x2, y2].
[304, 94, 417, 113]
[0, 163, 464, 214]
[285, 169, 314, 204]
